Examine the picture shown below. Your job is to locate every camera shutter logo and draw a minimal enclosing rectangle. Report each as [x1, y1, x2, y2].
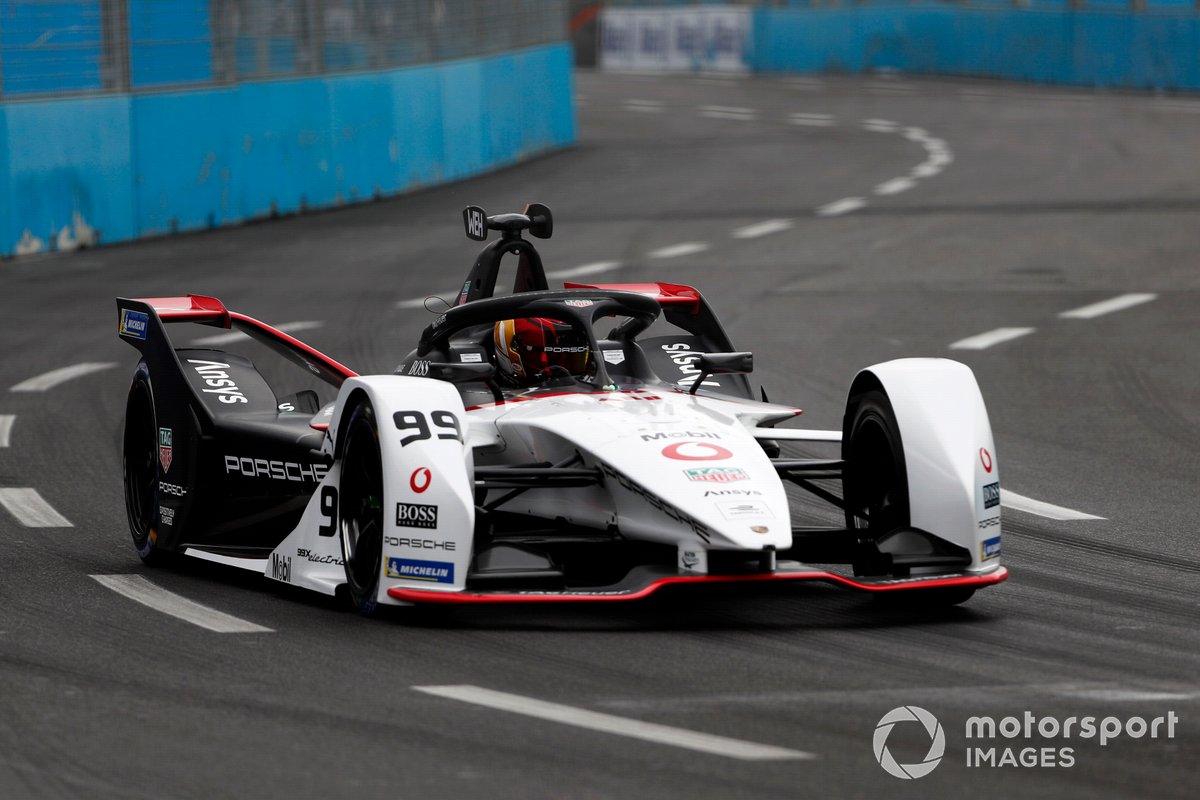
[873, 706, 945, 779]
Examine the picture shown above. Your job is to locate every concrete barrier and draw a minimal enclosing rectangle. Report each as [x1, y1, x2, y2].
[752, 6, 1200, 91]
[0, 42, 575, 257]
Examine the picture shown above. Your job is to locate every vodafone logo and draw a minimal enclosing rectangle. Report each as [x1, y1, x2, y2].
[410, 467, 432, 493]
[980, 447, 993, 474]
[662, 442, 733, 461]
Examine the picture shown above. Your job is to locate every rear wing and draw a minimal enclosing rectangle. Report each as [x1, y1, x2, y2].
[116, 294, 357, 388]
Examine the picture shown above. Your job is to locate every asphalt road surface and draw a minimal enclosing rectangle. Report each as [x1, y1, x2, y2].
[1, 72, 1198, 799]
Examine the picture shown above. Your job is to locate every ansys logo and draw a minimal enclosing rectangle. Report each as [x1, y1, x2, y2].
[874, 706, 946, 779]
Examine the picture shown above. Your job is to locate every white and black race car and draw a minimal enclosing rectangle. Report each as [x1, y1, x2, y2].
[116, 203, 1007, 615]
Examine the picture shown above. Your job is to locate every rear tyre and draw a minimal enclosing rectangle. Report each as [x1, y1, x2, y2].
[123, 368, 170, 565]
[339, 399, 385, 616]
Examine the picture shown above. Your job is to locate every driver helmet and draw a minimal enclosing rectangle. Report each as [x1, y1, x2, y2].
[494, 317, 590, 382]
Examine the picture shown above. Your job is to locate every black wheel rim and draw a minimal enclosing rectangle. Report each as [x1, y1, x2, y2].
[341, 412, 383, 599]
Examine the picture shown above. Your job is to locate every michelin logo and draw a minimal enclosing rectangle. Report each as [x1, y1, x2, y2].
[981, 536, 1001, 561]
[387, 557, 454, 584]
[119, 309, 149, 340]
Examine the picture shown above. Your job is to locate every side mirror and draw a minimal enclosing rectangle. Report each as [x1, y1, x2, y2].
[689, 352, 753, 395]
[524, 202, 553, 239]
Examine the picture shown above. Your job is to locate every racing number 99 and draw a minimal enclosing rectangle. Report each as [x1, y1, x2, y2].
[393, 410, 462, 446]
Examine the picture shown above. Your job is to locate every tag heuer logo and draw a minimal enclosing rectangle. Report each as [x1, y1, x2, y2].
[685, 467, 748, 483]
[158, 428, 173, 473]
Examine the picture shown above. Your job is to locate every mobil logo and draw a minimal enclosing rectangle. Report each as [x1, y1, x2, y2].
[661, 441, 733, 461]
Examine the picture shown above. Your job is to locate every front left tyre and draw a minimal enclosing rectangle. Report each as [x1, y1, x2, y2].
[339, 398, 385, 615]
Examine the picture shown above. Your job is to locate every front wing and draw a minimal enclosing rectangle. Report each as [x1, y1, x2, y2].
[388, 563, 1008, 604]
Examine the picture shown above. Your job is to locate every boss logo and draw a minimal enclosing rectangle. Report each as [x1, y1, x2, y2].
[396, 502, 438, 529]
[407, 360, 431, 377]
[983, 481, 1000, 509]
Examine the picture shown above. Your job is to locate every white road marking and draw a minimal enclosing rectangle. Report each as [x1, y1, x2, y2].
[949, 327, 1035, 350]
[90, 574, 273, 633]
[413, 685, 815, 761]
[1058, 688, 1195, 702]
[911, 163, 942, 178]
[700, 110, 758, 121]
[0, 415, 13, 448]
[790, 112, 832, 120]
[732, 219, 793, 239]
[192, 320, 324, 347]
[647, 242, 709, 259]
[874, 177, 916, 195]
[1152, 102, 1200, 114]
[815, 197, 866, 217]
[699, 105, 754, 115]
[395, 296, 445, 310]
[624, 99, 663, 113]
[1002, 489, 1105, 521]
[903, 126, 930, 142]
[0, 488, 73, 527]
[1059, 293, 1157, 320]
[10, 362, 117, 392]
[788, 117, 834, 127]
[863, 118, 898, 127]
[547, 261, 621, 280]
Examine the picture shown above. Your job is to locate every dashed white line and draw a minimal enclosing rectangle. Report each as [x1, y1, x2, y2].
[192, 320, 324, 347]
[1059, 293, 1157, 320]
[0, 415, 13, 448]
[395, 296, 444, 310]
[413, 685, 815, 761]
[949, 327, 1036, 350]
[547, 261, 621, 280]
[700, 105, 754, 115]
[815, 198, 866, 217]
[1002, 489, 1105, 521]
[911, 163, 943, 178]
[10, 362, 117, 392]
[90, 574, 274, 633]
[1058, 688, 1194, 702]
[731, 219, 793, 239]
[788, 112, 834, 127]
[788, 117, 834, 127]
[874, 177, 916, 196]
[0, 488, 73, 527]
[624, 99, 663, 113]
[863, 118, 899, 127]
[647, 242, 709, 259]
[698, 105, 757, 121]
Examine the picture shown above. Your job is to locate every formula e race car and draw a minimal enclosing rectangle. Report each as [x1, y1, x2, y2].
[116, 203, 1007, 614]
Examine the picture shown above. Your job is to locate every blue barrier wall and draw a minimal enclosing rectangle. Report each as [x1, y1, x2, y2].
[0, 42, 575, 255]
[752, 6, 1200, 91]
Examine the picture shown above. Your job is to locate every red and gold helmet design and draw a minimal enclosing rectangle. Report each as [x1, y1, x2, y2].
[494, 317, 590, 381]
